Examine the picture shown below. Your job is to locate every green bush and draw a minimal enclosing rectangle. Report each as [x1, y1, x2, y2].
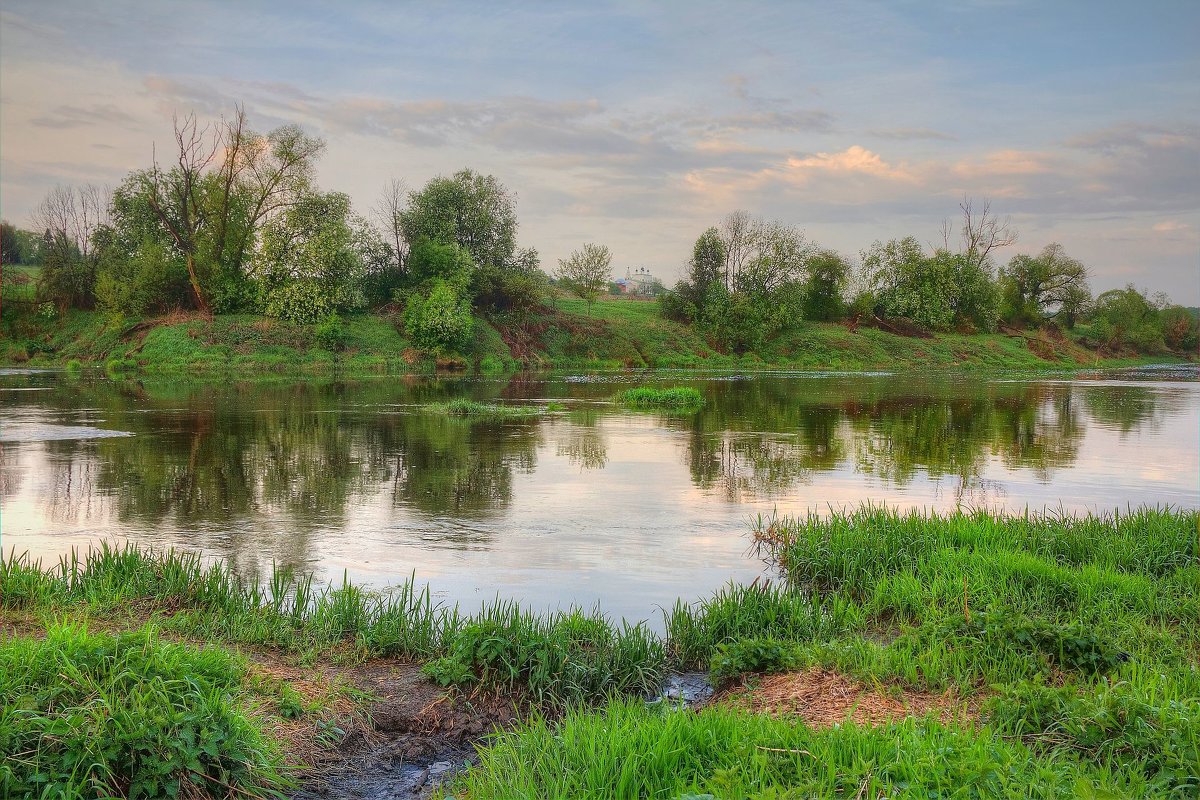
[314, 313, 347, 351]
[405, 278, 474, 352]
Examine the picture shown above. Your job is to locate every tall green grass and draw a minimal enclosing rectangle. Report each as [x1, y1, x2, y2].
[0, 623, 287, 799]
[0, 544, 662, 709]
[448, 698, 1150, 799]
[616, 386, 705, 410]
[420, 398, 547, 419]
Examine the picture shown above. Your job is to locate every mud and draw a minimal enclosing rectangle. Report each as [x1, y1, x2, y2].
[290, 661, 519, 800]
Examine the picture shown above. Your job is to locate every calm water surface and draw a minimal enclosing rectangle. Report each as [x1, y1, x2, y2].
[1, 367, 1196, 624]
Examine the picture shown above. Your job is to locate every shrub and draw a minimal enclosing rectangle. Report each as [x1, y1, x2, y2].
[709, 637, 803, 683]
[314, 313, 347, 351]
[405, 278, 474, 352]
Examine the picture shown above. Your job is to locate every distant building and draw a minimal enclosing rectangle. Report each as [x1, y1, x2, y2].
[619, 266, 660, 296]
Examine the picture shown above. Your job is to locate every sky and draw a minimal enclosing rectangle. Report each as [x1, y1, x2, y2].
[1, 0, 1197, 302]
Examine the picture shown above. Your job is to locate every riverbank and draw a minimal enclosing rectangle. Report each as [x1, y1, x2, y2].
[2, 298, 1187, 375]
[2, 506, 1196, 797]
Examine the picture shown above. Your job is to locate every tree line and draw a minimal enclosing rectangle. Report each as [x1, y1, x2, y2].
[4, 106, 1196, 356]
[660, 201, 1197, 354]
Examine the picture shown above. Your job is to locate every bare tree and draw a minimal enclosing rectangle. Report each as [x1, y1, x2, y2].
[30, 183, 111, 308]
[956, 197, 1017, 269]
[721, 210, 754, 291]
[31, 183, 111, 265]
[372, 177, 409, 275]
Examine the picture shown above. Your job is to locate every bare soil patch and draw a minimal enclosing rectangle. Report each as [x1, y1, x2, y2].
[715, 668, 978, 728]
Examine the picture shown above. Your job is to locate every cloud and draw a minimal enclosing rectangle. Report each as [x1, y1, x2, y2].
[867, 127, 956, 141]
[30, 103, 139, 129]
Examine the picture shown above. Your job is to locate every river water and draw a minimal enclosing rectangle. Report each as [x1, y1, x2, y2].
[1, 366, 1196, 625]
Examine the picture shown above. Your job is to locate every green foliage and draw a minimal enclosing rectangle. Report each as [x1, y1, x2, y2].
[420, 398, 544, 419]
[709, 637, 804, 683]
[400, 169, 519, 274]
[1000, 243, 1091, 328]
[263, 279, 336, 324]
[257, 191, 366, 323]
[405, 278, 474, 352]
[406, 238, 474, 289]
[802, 249, 850, 321]
[617, 386, 705, 410]
[860, 238, 999, 331]
[555, 242, 612, 314]
[0, 624, 286, 799]
[1159, 304, 1199, 352]
[314, 313, 347, 351]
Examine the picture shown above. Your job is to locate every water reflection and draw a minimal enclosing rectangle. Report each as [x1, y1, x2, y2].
[1, 369, 1195, 619]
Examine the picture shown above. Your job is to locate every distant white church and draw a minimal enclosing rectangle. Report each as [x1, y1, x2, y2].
[615, 266, 659, 296]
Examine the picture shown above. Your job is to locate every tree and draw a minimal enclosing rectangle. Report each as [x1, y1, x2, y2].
[1000, 243, 1090, 328]
[142, 107, 324, 312]
[405, 278, 474, 352]
[942, 197, 1017, 271]
[1087, 285, 1165, 353]
[1, 222, 22, 265]
[94, 175, 191, 315]
[253, 191, 365, 323]
[555, 243, 612, 315]
[802, 249, 850, 321]
[859, 235, 1003, 332]
[31, 184, 109, 309]
[400, 169, 518, 272]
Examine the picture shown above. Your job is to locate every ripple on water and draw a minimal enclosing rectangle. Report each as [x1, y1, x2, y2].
[0, 423, 133, 442]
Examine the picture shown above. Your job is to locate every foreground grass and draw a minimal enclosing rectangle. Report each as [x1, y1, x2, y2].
[3, 507, 1197, 797]
[0, 624, 287, 799]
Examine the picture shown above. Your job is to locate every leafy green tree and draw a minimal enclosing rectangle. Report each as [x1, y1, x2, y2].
[406, 239, 475, 290]
[663, 228, 725, 322]
[400, 169, 518, 272]
[254, 192, 365, 323]
[1, 222, 22, 265]
[1086, 285, 1165, 353]
[400, 169, 544, 309]
[555, 243, 612, 316]
[802, 249, 850, 321]
[860, 238, 999, 331]
[1158, 305, 1198, 352]
[1000, 243, 1091, 328]
[94, 175, 191, 315]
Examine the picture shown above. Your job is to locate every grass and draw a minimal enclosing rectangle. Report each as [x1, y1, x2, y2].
[420, 398, 548, 420]
[0, 543, 663, 711]
[6, 298, 1185, 374]
[617, 386, 705, 410]
[0, 623, 287, 799]
[447, 698, 1140, 799]
[4, 507, 1198, 796]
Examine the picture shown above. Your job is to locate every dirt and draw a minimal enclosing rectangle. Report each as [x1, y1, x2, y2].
[287, 660, 520, 800]
[714, 667, 978, 728]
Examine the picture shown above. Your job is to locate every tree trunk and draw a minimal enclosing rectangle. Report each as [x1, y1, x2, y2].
[186, 254, 210, 315]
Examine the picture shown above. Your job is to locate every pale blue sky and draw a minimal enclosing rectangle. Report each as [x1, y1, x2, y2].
[2, 1, 1197, 301]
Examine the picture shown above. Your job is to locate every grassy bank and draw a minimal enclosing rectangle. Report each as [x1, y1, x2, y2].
[2, 298, 1185, 375]
[2, 507, 1197, 797]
